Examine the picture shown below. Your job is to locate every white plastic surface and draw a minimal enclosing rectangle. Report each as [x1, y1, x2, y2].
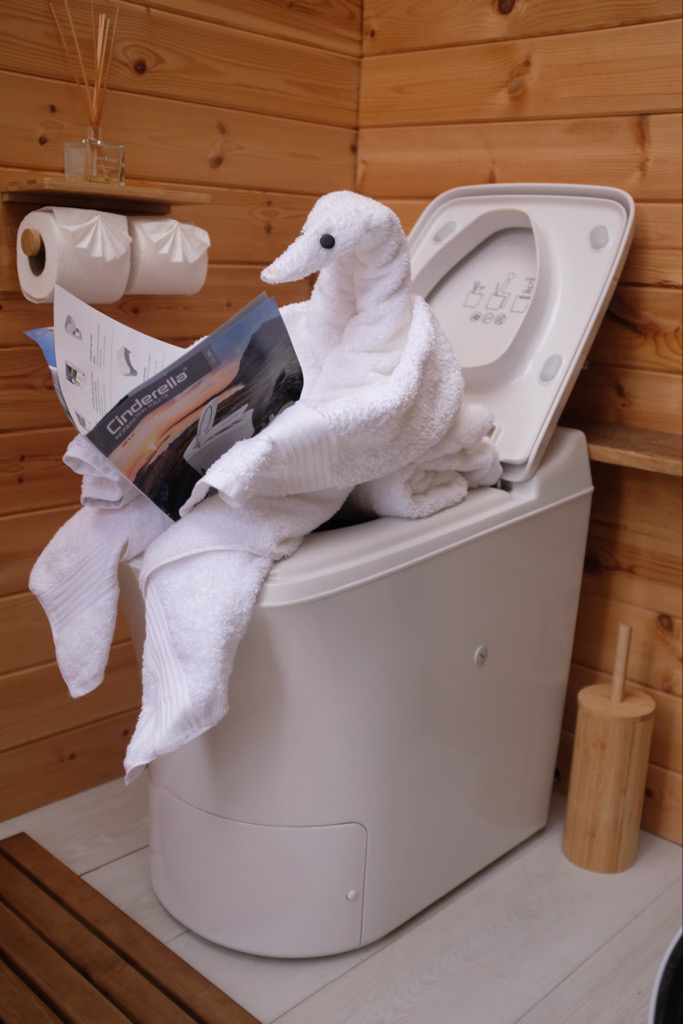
[121, 430, 594, 956]
[150, 787, 367, 957]
[409, 184, 635, 481]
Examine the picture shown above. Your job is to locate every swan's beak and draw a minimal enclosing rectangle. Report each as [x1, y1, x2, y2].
[261, 230, 334, 285]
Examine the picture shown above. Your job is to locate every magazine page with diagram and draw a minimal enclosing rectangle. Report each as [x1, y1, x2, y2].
[27, 287, 303, 520]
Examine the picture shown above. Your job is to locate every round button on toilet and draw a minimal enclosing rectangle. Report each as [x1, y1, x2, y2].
[433, 220, 456, 243]
[540, 354, 563, 383]
[590, 225, 610, 250]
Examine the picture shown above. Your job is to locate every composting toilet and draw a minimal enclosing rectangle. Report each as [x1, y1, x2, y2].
[119, 183, 635, 958]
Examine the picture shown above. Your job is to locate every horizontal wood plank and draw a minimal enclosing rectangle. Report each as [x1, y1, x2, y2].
[0, 642, 140, 752]
[133, 0, 362, 56]
[360, 21, 682, 126]
[625, 204, 682, 288]
[0, 347, 56, 432]
[0, 72, 357, 194]
[3, 0, 359, 128]
[581, 519, 682, 618]
[0, 429, 80, 516]
[565, 364, 682, 435]
[589, 461, 683, 535]
[578, 422, 682, 476]
[363, 0, 681, 55]
[0, 505, 77, 598]
[573, 592, 681, 695]
[591, 286, 682, 374]
[0, 710, 137, 818]
[357, 114, 681, 201]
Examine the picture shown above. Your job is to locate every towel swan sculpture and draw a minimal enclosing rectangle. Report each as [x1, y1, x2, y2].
[30, 191, 500, 779]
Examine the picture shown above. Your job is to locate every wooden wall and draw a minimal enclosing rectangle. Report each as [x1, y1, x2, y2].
[359, 0, 681, 843]
[1, 0, 680, 845]
[0, 0, 360, 817]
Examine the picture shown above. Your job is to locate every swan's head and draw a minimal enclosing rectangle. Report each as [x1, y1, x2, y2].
[261, 191, 404, 285]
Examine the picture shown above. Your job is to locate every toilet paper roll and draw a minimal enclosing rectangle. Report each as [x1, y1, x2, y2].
[17, 207, 132, 304]
[126, 217, 210, 295]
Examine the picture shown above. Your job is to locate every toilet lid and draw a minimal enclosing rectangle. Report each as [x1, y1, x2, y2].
[408, 184, 635, 482]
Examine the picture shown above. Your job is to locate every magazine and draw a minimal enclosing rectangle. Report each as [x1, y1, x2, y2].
[26, 286, 303, 519]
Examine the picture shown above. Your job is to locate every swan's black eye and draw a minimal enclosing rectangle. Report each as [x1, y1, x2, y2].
[319, 233, 335, 249]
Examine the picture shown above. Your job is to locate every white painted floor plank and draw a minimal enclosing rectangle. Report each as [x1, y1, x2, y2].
[273, 826, 682, 1024]
[162, 799, 570, 1023]
[515, 878, 683, 1024]
[83, 847, 187, 944]
[166, 929, 385, 1024]
[0, 775, 149, 874]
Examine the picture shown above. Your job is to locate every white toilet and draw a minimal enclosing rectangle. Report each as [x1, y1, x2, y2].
[120, 183, 635, 958]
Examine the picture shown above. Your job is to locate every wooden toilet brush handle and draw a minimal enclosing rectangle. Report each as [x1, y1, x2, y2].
[611, 623, 632, 704]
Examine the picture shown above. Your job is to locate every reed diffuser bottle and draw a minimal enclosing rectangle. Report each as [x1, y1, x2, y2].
[64, 124, 125, 185]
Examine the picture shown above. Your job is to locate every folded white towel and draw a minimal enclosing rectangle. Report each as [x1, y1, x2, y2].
[181, 191, 464, 515]
[351, 402, 502, 519]
[29, 494, 169, 696]
[63, 434, 139, 509]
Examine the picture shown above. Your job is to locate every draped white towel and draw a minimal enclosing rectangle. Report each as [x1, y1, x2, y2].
[30, 191, 501, 779]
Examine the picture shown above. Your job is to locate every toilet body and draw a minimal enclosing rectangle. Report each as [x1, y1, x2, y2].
[119, 184, 634, 958]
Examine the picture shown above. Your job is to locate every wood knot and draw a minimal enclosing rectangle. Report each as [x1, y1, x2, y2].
[209, 154, 224, 169]
[656, 612, 673, 634]
[507, 59, 532, 97]
[507, 77, 526, 97]
[497, 0, 516, 12]
[584, 552, 602, 574]
[133, 58, 147, 75]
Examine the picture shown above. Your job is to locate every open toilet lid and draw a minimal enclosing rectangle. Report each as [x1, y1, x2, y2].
[408, 184, 635, 482]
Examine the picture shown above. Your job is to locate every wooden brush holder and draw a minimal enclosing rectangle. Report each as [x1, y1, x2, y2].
[562, 625, 656, 873]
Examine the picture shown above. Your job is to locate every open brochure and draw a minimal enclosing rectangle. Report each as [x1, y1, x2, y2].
[26, 286, 303, 519]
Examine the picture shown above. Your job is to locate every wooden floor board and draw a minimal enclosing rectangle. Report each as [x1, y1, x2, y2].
[0, 832, 258, 1024]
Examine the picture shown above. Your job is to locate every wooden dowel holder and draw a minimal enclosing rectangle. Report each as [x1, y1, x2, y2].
[562, 625, 655, 873]
[21, 228, 44, 257]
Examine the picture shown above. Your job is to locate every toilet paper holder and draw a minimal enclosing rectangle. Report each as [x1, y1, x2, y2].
[3, 179, 212, 297]
[20, 227, 45, 260]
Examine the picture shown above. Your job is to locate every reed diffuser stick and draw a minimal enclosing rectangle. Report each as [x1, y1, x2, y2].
[50, 0, 120, 128]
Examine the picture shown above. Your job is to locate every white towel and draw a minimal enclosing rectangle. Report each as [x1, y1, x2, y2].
[29, 494, 169, 696]
[31, 191, 500, 780]
[181, 191, 464, 515]
[63, 434, 139, 509]
[351, 402, 502, 519]
[124, 486, 349, 779]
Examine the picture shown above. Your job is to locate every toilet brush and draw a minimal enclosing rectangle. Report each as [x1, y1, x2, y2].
[562, 623, 656, 872]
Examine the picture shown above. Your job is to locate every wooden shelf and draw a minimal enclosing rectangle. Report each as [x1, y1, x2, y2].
[1, 179, 211, 215]
[568, 421, 682, 476]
